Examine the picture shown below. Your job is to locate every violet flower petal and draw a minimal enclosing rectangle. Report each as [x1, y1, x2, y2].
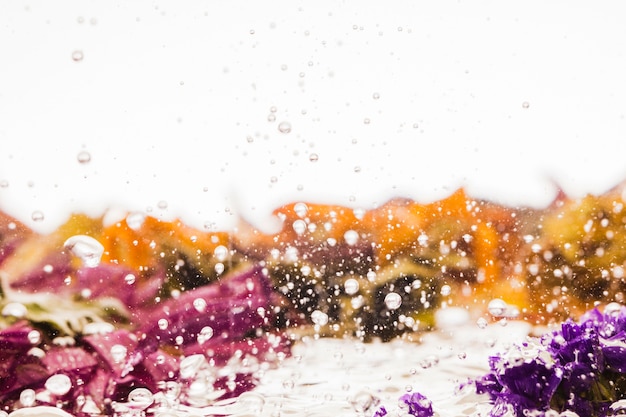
[399, 392, 434, 417]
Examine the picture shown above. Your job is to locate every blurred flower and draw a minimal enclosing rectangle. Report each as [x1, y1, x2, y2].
[0, 265, 289, 415]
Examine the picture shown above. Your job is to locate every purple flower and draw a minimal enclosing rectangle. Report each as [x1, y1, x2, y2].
[471, 304, 626, 417]
[372, 405, 387, 416]
[399, 392, 434, 417]
[486, 341, 562, 416]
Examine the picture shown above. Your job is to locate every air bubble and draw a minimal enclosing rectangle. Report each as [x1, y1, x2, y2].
[344, 230, 359, 246]
[278, 379, 295, 393]
[344, 278, 359, 295]
[294, 202, 308, 217]
[110, 344, 127, 363]
[77, 151, 91, 164]
[157, 318, 168, 330]
[27, 330, 41, 344]
[309, 153, 319, 162]
[278, 121, 292, 133]
[476, 317, 488, 329]
[45, 374, 72, 396]
[124, 274, 136, 285]
[19, 389, 36, 407]
[215, 262, 225, 274]
[350, 391, 376, 413]
[372, 92, 380, 99]
[2, 302, 27, 318]
[125, 212, 146, 230]
[82, 322, 115, 335]
[522, 101, 530, 109]
[236, 392, 265, 414]
[127, 387, 154, 410]
[180, 354, 206, 379]
[64, 235, 104, 268]
[292, 219, 307, 235]
[311, 310, 329, 326]
[605, 302, 623, 316]
[213, 245, 229, 261]
[193, 298, 207, 312]
[197, 326, 214, 344]
[384, 292, 402, 310]
[157, 200, 168, 210]
[487, 299, 508, 317]
[71, 50, 84, 62]
[31, 211, 44, 222]
[440, 284, 452, 296]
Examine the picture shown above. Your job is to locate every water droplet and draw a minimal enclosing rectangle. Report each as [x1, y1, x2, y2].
[440, 284, 452, 296]
[487, 299, 508, 317]
[609, 399, 626, 415]
[485, 338, 496, 348]
[605, 302, 623, 316]
[124, 274, 136, 285]
[458, 352, 467, 360]
[19, 388, 36, 406]
[354, 166, 361, 173]
[311, 310, 329, 326]
[278, 121, 292, 133]
[476, 317, 488, 329]
[157, 200, 168, 210]
[384, 292, 402, 310]
[63, 235, 104, 268]
[343, 230, 359, 246]
[372, 92, 380, 100]
[236, 392, 265, 413]
[110, 344, 127, 363]
[0, 179, 8, 188]
[127, 387, 154, 410]
[72, 50, 84, 62]
[197, 326, 214, 344]
[309, 153, 319, 162]
[82, 322, 115, 335]
[267, 113, 276, 122]
[522, 101, 530, 109]
[363, 118, 370, 124]
[125, 212, 146, 230]
[344, 278, 359, 295]
[294, 202, 308, 217]
[157, 318, 168, 330]
[215, 262, 225, 274]
[180, 354, 206, 379]
[2, 302, 27, 318]
[27, 330, 41, 345]
[45, 374, 72, 396]
[77, 151, 91, 164]
[282, 379, 295, 391]
[31, 210, 44, 222]
[350, 391, 375, 413]
[193, 298, 207, 312]
[213, 245, 229, 261]
[292, 219, 307, 235]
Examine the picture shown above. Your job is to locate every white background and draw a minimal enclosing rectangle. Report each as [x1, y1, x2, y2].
[1, 1, 626, 233]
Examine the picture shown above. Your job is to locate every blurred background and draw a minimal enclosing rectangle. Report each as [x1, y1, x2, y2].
[1, 1, 626, 233]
